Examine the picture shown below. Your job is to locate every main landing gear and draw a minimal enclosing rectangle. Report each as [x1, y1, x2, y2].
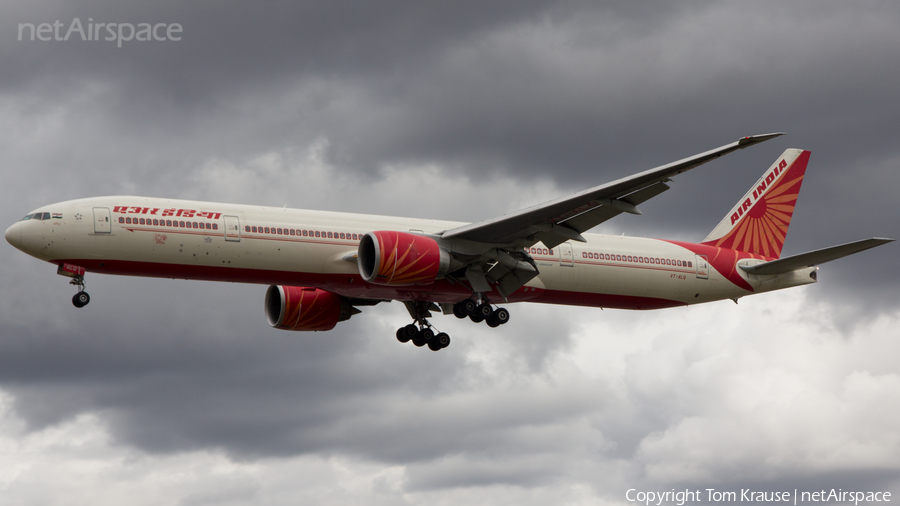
[397, 301, 451, 351]
[395, 297, 511, 351]
[70, 274, 90, 308]
[396, 323, 451, 351]
[451, 298, 510, 328]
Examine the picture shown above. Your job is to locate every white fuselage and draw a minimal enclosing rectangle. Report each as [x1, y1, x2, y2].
[5, 196, 817, 309]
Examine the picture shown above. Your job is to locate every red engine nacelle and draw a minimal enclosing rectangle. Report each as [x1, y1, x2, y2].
[358, 231, 450, 286]
[265, 286, 353, 331]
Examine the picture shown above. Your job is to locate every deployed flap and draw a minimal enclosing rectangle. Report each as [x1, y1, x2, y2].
[740, 238, 894, 275]
[441, 133, 783, 245]
[558, 181, 670, 234]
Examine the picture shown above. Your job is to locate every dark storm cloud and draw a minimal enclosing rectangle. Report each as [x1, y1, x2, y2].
[0, 274, 588, 467]
[6, 0, 898, 245]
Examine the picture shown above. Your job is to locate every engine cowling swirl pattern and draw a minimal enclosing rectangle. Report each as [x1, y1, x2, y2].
[265, 286, 351, 331]
[358, 231, 450, 286]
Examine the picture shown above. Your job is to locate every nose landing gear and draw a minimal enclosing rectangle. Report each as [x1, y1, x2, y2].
[72, 289, 90, 308]
[69, 275, 90, 308]
[57, 263, 90, 308]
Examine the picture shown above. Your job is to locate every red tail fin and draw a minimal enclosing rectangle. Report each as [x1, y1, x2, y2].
[702, 149, 809, 259]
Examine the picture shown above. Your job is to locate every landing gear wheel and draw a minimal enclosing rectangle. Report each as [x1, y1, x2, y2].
[72, 291, 90, 308]
[452, 302, 468, 319]
[412, 328, 434, 347]
[491, 307, 510, 325]
[397, 324, 417, 343]
[461, 299, 477, 315]
[435, 332, 450, 349]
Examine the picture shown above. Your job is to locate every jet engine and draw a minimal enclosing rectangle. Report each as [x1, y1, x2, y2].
[358, 231, 450, 286]
[265, 285, 356, 331]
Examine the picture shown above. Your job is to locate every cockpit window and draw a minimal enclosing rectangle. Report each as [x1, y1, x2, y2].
[22, 213, 52, 221]
[21, 213, 53, 221]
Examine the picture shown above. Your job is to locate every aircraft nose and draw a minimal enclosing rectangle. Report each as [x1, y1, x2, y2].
[5, 222, 22, 250]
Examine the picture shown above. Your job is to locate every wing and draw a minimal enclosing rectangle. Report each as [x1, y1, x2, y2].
[441, 133, 784, 249]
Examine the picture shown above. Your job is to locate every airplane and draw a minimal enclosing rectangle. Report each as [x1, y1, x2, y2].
[5, 133, 893, 351]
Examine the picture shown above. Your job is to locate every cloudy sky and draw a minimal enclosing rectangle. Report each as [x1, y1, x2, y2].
[2, 1, 899, 504]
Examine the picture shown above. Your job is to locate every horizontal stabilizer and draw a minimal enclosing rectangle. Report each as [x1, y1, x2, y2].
[740, 238, 894, 275]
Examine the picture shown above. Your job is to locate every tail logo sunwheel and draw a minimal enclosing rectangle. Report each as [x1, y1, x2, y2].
[703, 150, 810, 259]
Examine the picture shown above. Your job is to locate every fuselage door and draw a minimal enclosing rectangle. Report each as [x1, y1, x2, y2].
[224, 215, 241, 242]
[695, 254, 709, 279]
[559, 242, 574, 267]
[93, 207, 111, 234]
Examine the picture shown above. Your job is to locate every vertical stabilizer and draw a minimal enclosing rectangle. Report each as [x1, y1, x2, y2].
[702, 149, 809, 258]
